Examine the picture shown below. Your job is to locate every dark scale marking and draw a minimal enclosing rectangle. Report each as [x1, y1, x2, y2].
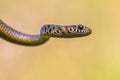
[49, 29, 52, 33]
[77, 29, 80, 32]
[53, 27, 55, 30]
[68, 30, 70, 33]
[47, 25, 50, 28]
[54, 32, 57, 34]
[58, 27, 62, 31]
[56, 30, 60, 33]
[69, 28, 72, 31]
[62, 31, 65, 35]
[66, 27, 70, 33]
[74, 28, 76, 31]
[46, 32, 49, 34]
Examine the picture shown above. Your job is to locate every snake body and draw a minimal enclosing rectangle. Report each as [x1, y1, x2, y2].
[0, 20, 92, 46]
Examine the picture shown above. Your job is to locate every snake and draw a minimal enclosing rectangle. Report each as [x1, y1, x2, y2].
[0, 19, 92, 46]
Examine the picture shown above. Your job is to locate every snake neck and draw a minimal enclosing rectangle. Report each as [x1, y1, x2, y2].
[0, 20, 50, 46]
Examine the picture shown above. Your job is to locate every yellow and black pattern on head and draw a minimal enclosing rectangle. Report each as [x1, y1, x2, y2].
[41, 24, 92, 38]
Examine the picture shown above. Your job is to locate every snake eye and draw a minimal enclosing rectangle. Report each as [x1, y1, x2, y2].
[78, 25, 84, 30]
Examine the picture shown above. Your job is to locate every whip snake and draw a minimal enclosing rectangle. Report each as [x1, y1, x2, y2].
[0, 20, 92, 46]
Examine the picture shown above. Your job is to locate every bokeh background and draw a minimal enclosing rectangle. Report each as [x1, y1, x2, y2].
[0, 0, 120, 80]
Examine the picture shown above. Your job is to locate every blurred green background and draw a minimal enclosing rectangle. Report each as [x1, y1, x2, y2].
[0, 0, 120, 80]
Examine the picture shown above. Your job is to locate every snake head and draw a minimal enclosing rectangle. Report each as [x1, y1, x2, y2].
[41, 24, 92, 38]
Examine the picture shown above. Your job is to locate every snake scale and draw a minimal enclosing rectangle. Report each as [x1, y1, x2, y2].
[0, 19, 92, 46]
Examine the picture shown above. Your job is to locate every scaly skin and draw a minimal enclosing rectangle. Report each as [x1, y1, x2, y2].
[0, 20, 92, 46]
